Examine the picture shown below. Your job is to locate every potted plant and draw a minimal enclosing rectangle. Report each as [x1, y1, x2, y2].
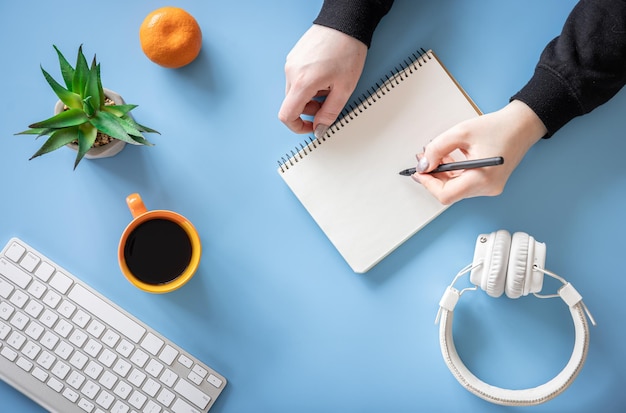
[16, 45, 159, 169]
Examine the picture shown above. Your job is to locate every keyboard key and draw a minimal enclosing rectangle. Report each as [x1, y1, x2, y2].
[111, 400, 130, 413]
[34, 261, 55, 282]
[51, 360, 71, 380]
[40, 308, 59, 328]
[9, 311, 29, 330]
[54, 340, 74, 360]
[113, 380, 133, 399]
[36, 350, 56, 369]
[25, 321, 44, 340]
[99, 348, 117, 367]
[113, 358, 132, 378]
[69, 351, 89, 370]
[130, 348, 149, 367]
[141, 332, 164, 356]
[7, 331, 27, 350]
[128, 390, 147, 409]
[40, 331, 59, 350]
[81, 380, 101, 399]
[72, 309, 91, 328]
[160, 368, 179, 387]
[1, 346, 18, 361]
[87, 319, 106, 338]
[4, 241, 26, 262]
[20, 252, 40, 273]
[142, 377, 161, 397]
[159, 344, 179, 365]
[42, 289, 62, 309]
[172, 398, 203, 413]
[63, 387, 80, 403]
[69, 329, 89, 348]
[116, 339, 134, 358]
[0, 257, 31, 288]
[24, 299, 44, 318]
[46, 377, 63, 393]
[54, 319, 73, 338]
[207, 374, 222, 389]
[174, 378, 211, 409]
[144, 399, 162, 413]
[0, 301, 15, 320]
[157, 388, 176, 407]
[49, 271, 72, 294]
[58, 299, 77, 318]
[146, 358, 164, 377]
[0, 321, 11, 340]
[99, 370, 118, 390]
[128, 368, 147, 387]
[67, 370, 86, 389]
[27, 280, 47, 299]
[85, 360, 104, 379]
[17, 356, 33, 372]
[102, 329, 120, 348]
[0, 277, 14, 298]
[78, 398, 95, 412]
[32, 366, 49, 382]
[96, 389, 115, 409]
[178, 354, 193, 369]
[22, 341, 41, 360]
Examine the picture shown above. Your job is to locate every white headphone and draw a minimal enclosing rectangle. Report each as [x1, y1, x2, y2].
[435, 230, 596, 406]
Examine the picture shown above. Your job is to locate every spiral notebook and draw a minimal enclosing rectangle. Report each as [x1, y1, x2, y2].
[277, 49, 481, 273]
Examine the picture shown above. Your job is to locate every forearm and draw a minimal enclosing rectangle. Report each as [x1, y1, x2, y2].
[313, 0, 394, 47]
[511, 0, 626, 137]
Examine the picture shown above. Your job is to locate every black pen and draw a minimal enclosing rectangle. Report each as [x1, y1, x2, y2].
[399, 156, 504, 176]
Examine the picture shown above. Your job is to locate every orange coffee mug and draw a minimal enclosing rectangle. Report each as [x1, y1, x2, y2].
[118, 193, 201, 293]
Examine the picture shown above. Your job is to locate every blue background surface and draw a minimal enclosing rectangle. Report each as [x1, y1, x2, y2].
[1, 1, 625, 412]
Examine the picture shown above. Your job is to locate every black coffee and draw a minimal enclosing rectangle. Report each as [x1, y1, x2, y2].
[124, 218, 193, 285]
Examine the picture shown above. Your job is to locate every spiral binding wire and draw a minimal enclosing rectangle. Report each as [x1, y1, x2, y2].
[277, 48, 432, 173]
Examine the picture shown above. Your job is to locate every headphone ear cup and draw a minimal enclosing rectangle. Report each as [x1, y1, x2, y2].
[505, 232, 530, 299]
[470, 230, 511, 297]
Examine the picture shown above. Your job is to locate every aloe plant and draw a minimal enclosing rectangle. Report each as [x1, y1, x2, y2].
[16, 45, 159, 169]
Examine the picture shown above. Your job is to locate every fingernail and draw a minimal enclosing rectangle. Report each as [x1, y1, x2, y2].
[314, 124, 329, 140]
[416, 156, 429, 173]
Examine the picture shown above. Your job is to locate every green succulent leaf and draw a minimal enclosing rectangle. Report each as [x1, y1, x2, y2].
[29, 127, 79, 160]
[53, 45, 75, 90]
[129, 134, 153, 146]
[102, 104, 138, 117]
[89, 111, 134, 143]
[41, 66, 82, 109]
[72, 45, 89, 95]
[83, 96, 96, 117]
[29, 108, 88, 129]
[74, 123, 97, 169]
[15, 127, 52, 136]
[122, 115, 160, 134]
[96, 63, 104, 107]
[84, 59, 102, 109]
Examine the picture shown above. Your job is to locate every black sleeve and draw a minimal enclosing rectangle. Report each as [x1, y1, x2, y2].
[511, 0, 626, 137]
[313, 0, 395, 48]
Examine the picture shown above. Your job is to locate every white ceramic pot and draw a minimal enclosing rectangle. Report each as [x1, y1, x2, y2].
[55, 88, 127, 159]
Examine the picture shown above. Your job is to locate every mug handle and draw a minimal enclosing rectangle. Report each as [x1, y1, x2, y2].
[126, 193, 148, 218]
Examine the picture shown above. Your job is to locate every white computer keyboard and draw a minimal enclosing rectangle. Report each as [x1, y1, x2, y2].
[0, 237, 226, 413]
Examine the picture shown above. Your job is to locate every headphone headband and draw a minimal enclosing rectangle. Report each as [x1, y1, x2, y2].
[435, 231, 596, 406]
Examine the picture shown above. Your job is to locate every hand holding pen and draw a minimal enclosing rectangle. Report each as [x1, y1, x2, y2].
[403, 155, 506, 206]
[399, 156, 504, 176]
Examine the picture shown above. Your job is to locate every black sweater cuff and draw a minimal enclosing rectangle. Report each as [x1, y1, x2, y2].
[313, 0, 394, 47]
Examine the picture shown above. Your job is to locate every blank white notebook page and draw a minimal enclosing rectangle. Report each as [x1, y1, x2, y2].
[278, 50, 481, 273]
